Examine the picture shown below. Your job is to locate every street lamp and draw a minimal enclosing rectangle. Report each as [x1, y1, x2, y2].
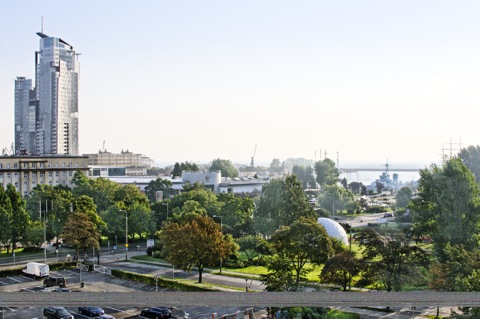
[155, 274, 160, 292]
[55, 248, 58, 262]
[212, 215, 223, 274]
[162, 202, 169, 219]
[39, 201, 47, 263]
[122, 210, 128, 261]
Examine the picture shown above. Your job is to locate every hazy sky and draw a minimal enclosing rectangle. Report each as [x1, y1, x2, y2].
[1, 1, 479, 168]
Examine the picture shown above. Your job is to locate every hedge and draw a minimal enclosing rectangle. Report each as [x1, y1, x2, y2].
[111, 269, 233, 292]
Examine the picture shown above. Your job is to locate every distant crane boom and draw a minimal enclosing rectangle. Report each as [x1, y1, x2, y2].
[250, 145, 257, 167]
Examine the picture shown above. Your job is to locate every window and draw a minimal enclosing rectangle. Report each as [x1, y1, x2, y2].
[40, 173, 44, 177]
[13, 163, 18, 168]
[23, 163, 28, 168]
[24, 173, 28, 178]
[56, 172, 59, 177]
[49, 172, 53, 177]
[32, 163, 36, 168]
[32, 173, 37, 178]
[14, 173, 19, 178]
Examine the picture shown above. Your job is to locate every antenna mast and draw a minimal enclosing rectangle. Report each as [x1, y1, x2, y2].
[41, 16, 44, 33]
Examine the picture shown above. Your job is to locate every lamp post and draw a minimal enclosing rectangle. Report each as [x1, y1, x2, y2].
[123, 210, 128, 261]
[39, 201, 47, 263]
[155, 274, 160, 292]
[212, 215, 223, 274]
[162, 202, 169, 219]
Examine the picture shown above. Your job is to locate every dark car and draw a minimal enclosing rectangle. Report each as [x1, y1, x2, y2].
[140, 307, 175, 319]
[78, 307, 105, 317]
[53, 287, 71, 292]
[44, 276, 67, 288]
[43, 307, 74, 319]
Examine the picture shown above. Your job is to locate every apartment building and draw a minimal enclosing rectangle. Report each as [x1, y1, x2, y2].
[0, 155, 89, 196]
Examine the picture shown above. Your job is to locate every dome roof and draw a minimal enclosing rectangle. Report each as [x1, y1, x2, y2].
[317, 217, 349, 245]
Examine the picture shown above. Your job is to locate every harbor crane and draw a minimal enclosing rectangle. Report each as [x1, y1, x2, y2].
[250, 145, 257, 167]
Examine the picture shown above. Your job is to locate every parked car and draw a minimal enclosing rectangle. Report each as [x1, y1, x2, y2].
[43, 307, 74, 319]
[44, 276, 67, 288]
[98, 314, 116, 319]
[53, 287, 71, 292]
[140, 307, 175, 319]
[78, 307, 105, 317]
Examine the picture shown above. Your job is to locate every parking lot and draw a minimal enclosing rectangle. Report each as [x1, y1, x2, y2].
[0, 267, 254, 319]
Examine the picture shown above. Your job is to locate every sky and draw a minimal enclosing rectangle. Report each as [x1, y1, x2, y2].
[1, 1, 480, 169]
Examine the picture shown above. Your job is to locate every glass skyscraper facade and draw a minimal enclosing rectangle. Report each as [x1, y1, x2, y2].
[14, 32, 80, 156]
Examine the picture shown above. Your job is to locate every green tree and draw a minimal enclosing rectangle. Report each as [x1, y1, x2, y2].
[428, 243, 480, 292]
[172, 162, 182, 178]
[216, 192, 255, 238]
[160, 215, 238, 283]
[170, 185, 220, 216]
[269, 159, 283, 174]
[236, 235, 271, 262]
[255, 175, 316, 237]
[261, 255, 296, 291]
[320, 251, 361, 291]
[458, 145, 480, 183]
[395, 187, 413, 209]
[0, 186, 13, 252]
[357, 229, 429, 291]
[410, 157, 480, 260]
[5, 184, 30, 252]
[292, 165, 316, 189]
[143, 178, 174, 203]
[318, 185, 355, 216]
[269, 217, 334, 290]
[314, 158, 339, 189]
[209, 158, 238, 178]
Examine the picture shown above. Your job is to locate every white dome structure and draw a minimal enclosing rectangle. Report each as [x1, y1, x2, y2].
[317, 218, 349, 246]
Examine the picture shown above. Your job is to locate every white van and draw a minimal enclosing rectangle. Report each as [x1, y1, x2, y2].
[22, 262, 50, 278]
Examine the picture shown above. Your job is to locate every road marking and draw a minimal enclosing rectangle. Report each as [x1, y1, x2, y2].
[7, 276, 21, 283]
[106, 306, 124, 312]
[0, 281, 7, 285]
[63, 269, 79, 275]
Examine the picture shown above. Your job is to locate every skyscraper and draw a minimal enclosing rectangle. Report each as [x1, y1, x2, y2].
[14, 77, 36, 153]
[14, 32, 80, 156]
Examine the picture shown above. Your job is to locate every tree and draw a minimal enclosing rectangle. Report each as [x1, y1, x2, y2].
[357, 229, 429, 291]
[458, 145, 480, 183]
[395, 187, 413, 209]
[209, 158, 238, 178]
[318, 185, 356, 216]
[292, 165, 316, 189]
[410, 157, 480, 260]
[62, 212, 100, 255]
[144, 178, 174, 203]
[269, 159, 283, 174]
[216, 192, 255, 238]
[428, 243, 480, 292]
[261, 255, 296, 291]
[0, 186, 13, 252]
[172, 162, 182, 178]
[5, 184, 30, 253]
[170, 185, 220, 216]
[269, 217, 334, 290]
[254, 175, 316, 237]
[160, 215, 238, 283]
[314, 158, 339, 189]
[236, 235, 271, 262]
[320, 251, 361, 291]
